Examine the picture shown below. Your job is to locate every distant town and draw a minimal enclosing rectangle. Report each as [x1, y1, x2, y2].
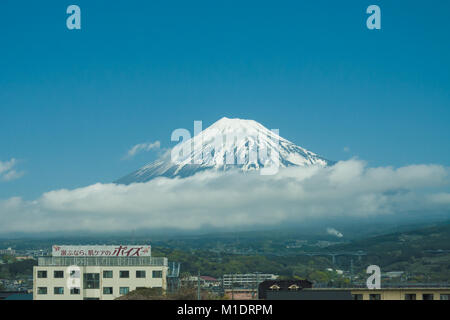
[1, 221, 450, 300]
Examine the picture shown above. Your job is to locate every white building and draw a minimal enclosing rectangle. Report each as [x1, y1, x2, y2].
[222, 273, 278, 288]
[33, 245, 169, 300]
[0, 247, 16, 256]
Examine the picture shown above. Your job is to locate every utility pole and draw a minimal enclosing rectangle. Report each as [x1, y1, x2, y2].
[221, 276, 224, 297]
[350, 259, 354, 285]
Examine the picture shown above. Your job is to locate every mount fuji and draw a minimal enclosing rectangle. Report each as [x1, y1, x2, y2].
[116, 117, 334, 184]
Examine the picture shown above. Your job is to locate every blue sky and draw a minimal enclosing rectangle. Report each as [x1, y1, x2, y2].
[0, 0, 449, 200]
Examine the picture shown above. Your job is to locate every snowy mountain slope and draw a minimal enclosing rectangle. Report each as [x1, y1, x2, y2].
[116, 117, 334, 184]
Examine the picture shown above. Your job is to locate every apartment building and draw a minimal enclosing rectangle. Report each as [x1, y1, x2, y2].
[33, 245, 168, 300]
[223, 273, 278, 288]
[0, 248, 16, 256]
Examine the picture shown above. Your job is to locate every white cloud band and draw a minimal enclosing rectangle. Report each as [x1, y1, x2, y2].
[0, 159, 449, 233]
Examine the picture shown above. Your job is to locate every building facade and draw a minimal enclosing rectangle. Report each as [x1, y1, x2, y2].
[0, 248, 16, 256]
[349, 288, 450, 300]
[258, 281, 450, 300]
[223, 273, 278, 288]
[33, 245, 169, 300]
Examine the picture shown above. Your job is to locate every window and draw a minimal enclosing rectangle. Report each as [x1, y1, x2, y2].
[404, 294, 416, 300]
[136, 270, 146, 278]
[54, 287, 64, 295]
[83, 273, 100, 289]
[369, 294, 381, 300]
[70, 288, 80, 295]
[37, 270, 47, 278]
[269, 284, 280, 290]
[54, 270, 64, 278]
[119, 270, 130, 278]
[37, 287, 47, 295]
[288, 284, 299, 291]
[103, 287, 113, 295]
[103, 270, 113, 278]
[152, 270, 163, 278]
[353, 294, 363, 300]
[422, 294, 434, 300]
[440, 294, 449, 300]
[119, 287, 129, 295]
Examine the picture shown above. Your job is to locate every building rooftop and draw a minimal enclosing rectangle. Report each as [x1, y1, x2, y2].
[200, 276, 217, 281]
[38, 256, 168, 267]
[307, 287, 450, 291]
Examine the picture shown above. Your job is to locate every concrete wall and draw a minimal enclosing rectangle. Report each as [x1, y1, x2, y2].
[266, 290, 353, 300]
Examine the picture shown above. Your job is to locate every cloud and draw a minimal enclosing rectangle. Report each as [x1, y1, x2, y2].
[124, 141, 161, 159]
[327, 227, 344, 238]
[0, 159, 449, 233]
[0, 158, 24, 182]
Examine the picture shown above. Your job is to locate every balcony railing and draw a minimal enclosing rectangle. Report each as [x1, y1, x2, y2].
[38, 256, 168, 267]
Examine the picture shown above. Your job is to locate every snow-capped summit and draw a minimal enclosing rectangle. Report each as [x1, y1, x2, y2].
[115, 117, 333, 184]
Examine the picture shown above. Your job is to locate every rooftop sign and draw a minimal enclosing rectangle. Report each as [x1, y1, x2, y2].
[52, 245, 151, 257]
